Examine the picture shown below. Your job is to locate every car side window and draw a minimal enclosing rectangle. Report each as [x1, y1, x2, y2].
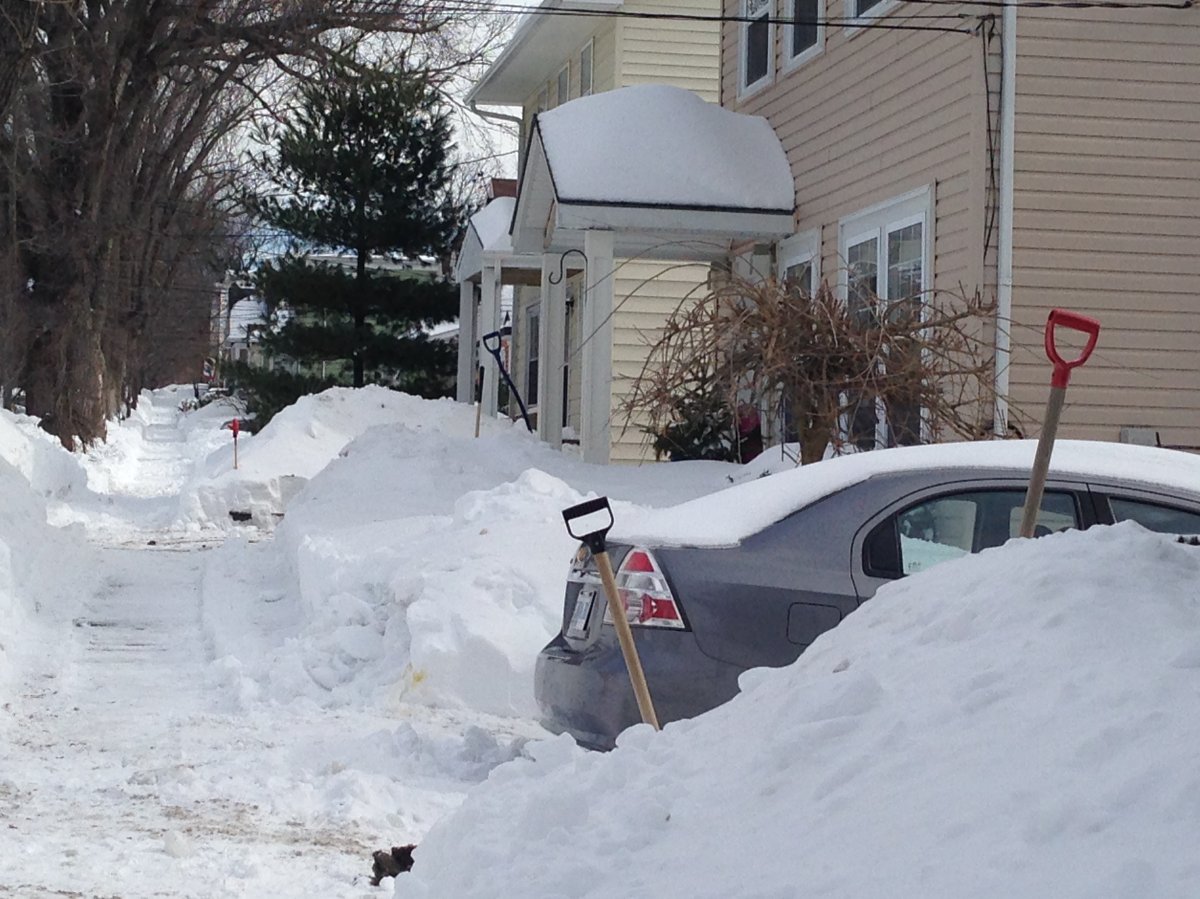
[866, 489, 1080, 578]
[1107, 497, 1200, 535]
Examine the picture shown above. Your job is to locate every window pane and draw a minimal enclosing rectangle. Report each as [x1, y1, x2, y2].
[784, 259, 813, 294]
[856, 0, 885, 15]
[792, 0, 818, 56]
[898, 490, 1079, 575]
[744, 0, 771, 87]
[557, 67, 569, 105]
[746, 19, 769, 84]
[527, 307, 540, 406]
[847, 237, 878, 313]
[580, 44, 593, 96]
[886, 222, 922, 301]
[537, 88, 548, 112]
[1109, 497, 1200, 535]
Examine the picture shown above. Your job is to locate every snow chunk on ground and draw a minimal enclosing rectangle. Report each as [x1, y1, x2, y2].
[399, 523, 1200, 898]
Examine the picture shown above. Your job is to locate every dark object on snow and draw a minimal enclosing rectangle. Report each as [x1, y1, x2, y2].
[1178, 535, 1200, 546]
[229, 510, 252, 522]
[370, 844, 416, 885]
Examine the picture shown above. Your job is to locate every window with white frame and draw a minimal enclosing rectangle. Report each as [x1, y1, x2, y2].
[778, 229, 820, 296]
[579, 41, 593, 96]
[740, 0, 774, 95]
[556, 63, 570, 106]
[536, 86, 549, 113]
[774, 230, 821, 441]
[847, 0, 893, 25]
[839, 188, 932, 449]
[526, 304, 541, 407]
[785, 0, 822, 66]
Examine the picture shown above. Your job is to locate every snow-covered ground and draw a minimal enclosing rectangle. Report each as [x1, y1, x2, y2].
[0, 385, 1198, 897]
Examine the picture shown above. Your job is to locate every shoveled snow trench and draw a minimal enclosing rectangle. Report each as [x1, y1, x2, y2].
[0, 401, 512, 898]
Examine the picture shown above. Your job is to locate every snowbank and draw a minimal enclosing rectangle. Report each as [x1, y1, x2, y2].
[0, 416, 90, 690]
[199, 388, 741, 721]
[399, 523, 1200, 898]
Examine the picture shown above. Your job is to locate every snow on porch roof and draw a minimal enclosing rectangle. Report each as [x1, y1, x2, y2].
[471, 196, 515, 256]
[537, 84, 794, 212]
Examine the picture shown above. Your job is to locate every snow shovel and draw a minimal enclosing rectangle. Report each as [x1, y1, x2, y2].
[481, 330, 533, 433]
[562, 497, 661, 731]
[1018, 309, 1101, 538]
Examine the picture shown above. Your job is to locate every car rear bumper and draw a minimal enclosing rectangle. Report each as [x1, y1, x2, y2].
[534, 627, 745, 751]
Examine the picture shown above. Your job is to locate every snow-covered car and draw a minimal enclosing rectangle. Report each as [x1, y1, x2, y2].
[535, 440, 1200, 750]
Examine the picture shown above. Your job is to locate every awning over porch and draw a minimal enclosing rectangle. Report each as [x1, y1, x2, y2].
[455, 196, 541, 286]
[512, 84, 796, 260]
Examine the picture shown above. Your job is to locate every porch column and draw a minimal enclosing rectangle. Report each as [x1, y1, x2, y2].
[538, 253, 567, 448]
[479, 262, 501, 418]
[456, 279, 476, 404]
[581, 230, 614, 465]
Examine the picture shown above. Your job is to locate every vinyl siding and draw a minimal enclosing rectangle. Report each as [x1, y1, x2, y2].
[720, 0, 992, 312]
[609, 260, 713, 463]
[1010, 7, 1200, 449]
[618, 0, 721, 100]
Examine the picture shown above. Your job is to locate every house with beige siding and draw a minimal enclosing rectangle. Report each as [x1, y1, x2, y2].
[459, 0, 741, 464]
[721, 0, 1200, 449]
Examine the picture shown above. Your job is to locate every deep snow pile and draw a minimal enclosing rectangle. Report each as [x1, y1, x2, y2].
[400, 523, 1200, 898]
[197, 388, 741, 720]
[0, 414, 92, 689]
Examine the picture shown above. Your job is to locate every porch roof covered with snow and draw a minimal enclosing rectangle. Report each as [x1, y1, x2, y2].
[511, 85, 795, 261]
[454, 196, 542, 287]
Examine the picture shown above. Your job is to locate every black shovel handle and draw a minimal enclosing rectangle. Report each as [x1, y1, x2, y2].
[562, 496, 614, 553]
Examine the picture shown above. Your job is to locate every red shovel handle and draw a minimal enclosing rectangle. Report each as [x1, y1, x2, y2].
[1045, 309, 1100, 388]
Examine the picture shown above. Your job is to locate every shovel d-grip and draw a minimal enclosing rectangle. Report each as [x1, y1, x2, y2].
[1045, 309, 1101, 389]
[481, 330, 533, 433]
[1019, 309, 1101, 539]
[562, 497, 661, 731]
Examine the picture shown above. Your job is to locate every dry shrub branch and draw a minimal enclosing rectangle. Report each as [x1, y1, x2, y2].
[622, 272, 1014, 465]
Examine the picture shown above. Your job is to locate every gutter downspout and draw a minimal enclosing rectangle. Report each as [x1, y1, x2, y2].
[994, 3, 1017, 437]
[469, 100, 523, 136]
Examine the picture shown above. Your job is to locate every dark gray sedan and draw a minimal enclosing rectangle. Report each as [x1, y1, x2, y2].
[535, 441, 1200, 749]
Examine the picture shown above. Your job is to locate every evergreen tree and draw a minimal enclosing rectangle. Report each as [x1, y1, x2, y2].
[247, 66, 462, 397]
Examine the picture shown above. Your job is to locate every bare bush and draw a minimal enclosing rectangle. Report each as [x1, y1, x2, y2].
[622, 272, 1014, 465]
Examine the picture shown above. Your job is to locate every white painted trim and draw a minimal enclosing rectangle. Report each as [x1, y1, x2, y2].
[579, 37, 594, 97]
[782, 0, 824, 73]
[538, 256, 567, 447]
[555, 61, 571, 106]
[480, 263, 502, 418]
[456, 280, 476, 403]
[738, 0, 775, 99]
[554, 203, 793, 239]
[777, 228, 821, 291]
[581, 230, 615, 464]
[995, 3, 1017, 437]
[843, 0, 900, 36]
[835, 186, 935, 448]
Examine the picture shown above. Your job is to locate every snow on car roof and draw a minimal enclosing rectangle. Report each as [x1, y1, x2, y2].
[612, 440, 1200, 548]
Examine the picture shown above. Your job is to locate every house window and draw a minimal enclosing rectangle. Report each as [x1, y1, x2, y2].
[579, 41, 593, 96]
[536, 86, 549, 113]
[846, 0, 895, 27]
[778, 229, 820, 295]
[740, 0, 773, 96]
[785, 0, 822, 65]
[556, 63, 570, 106]
[839, 188, 933, 449]
[526, 304, 541, 407]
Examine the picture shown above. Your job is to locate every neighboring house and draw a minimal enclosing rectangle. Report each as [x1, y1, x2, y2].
[719, 0, 1200, 449]
[223, 297, 269, 368]
[460, 0, 731, 463]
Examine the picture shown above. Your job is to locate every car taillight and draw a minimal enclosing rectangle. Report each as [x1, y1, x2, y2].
[602, 547, 685, 630]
